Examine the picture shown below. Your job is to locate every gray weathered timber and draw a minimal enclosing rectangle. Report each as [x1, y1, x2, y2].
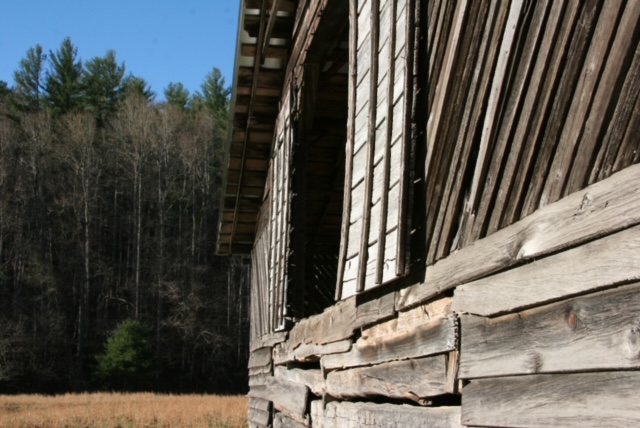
[251, 331, 288, 352]
[325, 355, 447, 403]
[249, 376, 309, 420]
[462, 372, 640, 427]
[283, 297, 356, 353]
[248, 408, 270, 427]
[453, 224, 640, 316]
[311, 401, 462, 428]
[274, 366, 325, 396]
[273, 412, 308, 428]
[353, 291, 396, 329]
[273, 339, 352, 365]
[249, 347, 273, 369]
[397, 163, 640, 310]
[460, 282, 640, 379]
[322, 316, 457, 370]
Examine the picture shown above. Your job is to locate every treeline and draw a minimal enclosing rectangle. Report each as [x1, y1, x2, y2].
[0, 38, 249, 393]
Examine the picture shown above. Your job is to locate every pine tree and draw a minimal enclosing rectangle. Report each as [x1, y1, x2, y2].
[198, 67, 231, 129]
[13, 45, 47, 111]
[82, 50, 125, 125]
[45, 37, 83, 115]
[163, 82, 189, 110]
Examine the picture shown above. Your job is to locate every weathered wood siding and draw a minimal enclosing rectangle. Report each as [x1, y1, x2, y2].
[242, 0, 640, 426]
[339, 0, 414, 298]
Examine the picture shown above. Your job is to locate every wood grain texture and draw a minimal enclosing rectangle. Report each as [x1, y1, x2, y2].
[311, 401, 462, 428]
[462, 372, 640, 427]
[322, 316, 457, 370]
[273, 412, 307, 428]
[249, 375, 309, 419]
[274, 366, 325, 396]
[325, 355, 447, 403]
[283, 297, 357, 353]
[453, 224, 640, 316]
[273, 339, 352, 365]
[397, 163, 640, 310]
[460, 282, 640, 379]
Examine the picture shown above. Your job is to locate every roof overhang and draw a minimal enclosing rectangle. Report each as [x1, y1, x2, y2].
[217, 0, 296, 255]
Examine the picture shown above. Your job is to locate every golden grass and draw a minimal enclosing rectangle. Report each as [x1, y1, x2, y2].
[0, 392, 247, 428]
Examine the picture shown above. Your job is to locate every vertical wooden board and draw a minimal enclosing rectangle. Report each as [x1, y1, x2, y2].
[501, 0, 581, 227]
[567, 0, 640, 194]
[357, 0, 371, 50]
[592, 42, 640, 182]
[462, 372, 640, 428]
[395, 0, 407, 58]
[311, 401, 462, 428]
[460, 0, 524, 246]
[374, 117, 387, 162]
[459, 282, 640, 379]
[356, 45, 371, 83]
[351, 140, 368, 186]
[391, 96, 405, 140]
[341, 276, 358, 298]
[364, 241, 379, 289]
[347, 217, 362, 258]
[540, 0, 625, 207]
[385, 182, 400, 232]
[453, 224, 640, 317]
[368, 200, 382, 245]
[381, 229, 398, 283]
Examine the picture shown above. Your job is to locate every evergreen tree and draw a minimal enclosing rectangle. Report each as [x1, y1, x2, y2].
[95, 320, 156, 390]
[163, 82, 190, 110]
[45, 37, 83, 115]
[13, 45, 47, 111]
[82, 50, 125, 125]
[120, 75, 155, 103]
[198, 67, 231, 128]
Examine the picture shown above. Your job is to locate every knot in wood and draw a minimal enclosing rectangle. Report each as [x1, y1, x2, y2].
[624, 322, 640, 359]
[567, 312, 577, 329]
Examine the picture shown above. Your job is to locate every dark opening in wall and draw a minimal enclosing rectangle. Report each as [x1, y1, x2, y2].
[288, 0, 349, 318]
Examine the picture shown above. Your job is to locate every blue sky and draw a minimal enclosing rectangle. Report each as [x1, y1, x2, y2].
[0, 0, 241, 100]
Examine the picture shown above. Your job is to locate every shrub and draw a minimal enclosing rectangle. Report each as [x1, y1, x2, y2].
[94, 320, 156, 391]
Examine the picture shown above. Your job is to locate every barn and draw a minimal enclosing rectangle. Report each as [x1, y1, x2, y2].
[218, 0, 640, 426]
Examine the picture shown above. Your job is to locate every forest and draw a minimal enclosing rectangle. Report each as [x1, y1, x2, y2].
[0, 38, 249, 394]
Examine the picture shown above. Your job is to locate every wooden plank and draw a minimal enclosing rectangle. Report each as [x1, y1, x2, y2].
[540, 0, 625, 207]
[322, 316, 457, 370]
[325, 355, 447, 403]
[336, 0, 359, 300]
[520, 0, 601, 218]
[273, 412, 307, 428]
[353, 291, 396, 329]
[274, 366, 325, 396]
[311, 401, 462, 428]
[249, 376, 309, 419]
[248, 408, 270, 427]
[249, 398, 271, 412]
[592, 40, 640, 183]
[249, 347, 273, 369]
[273, 339, 352, 365]
[283, 297, 357, 352]
[500, 0, 581, 228]
[453, 224, 640, 316]
[462, 372, 640, 427]
[460, 0, 524, 246]
[566, 0, 640, 195]
[397, 163, 640, 310]
[250, 331, 287, 352]
[357, 0, 381, 293]
[460, 282, 640, 379]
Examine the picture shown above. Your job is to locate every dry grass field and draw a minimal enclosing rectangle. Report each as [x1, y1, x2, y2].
[0, 392, 247, 427]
